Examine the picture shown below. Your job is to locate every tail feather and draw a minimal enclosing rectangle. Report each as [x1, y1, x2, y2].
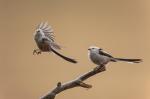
[115, 58, 142, 63]
[50, 42, 61, 50]
[51, 48, 77, 64]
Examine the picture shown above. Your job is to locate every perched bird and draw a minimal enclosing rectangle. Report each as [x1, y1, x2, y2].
[33, 22, 77, 63]
[88, 46, 142, 66]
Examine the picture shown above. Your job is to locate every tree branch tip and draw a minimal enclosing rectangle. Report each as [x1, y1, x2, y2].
[79, 82, 92, 89]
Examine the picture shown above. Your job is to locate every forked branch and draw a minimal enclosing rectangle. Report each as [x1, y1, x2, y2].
[41, 65, 106, 99]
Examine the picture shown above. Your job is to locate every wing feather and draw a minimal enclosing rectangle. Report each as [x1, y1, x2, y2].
[36, 22, 61, 50]
[99, 50, 114, 58]
[37, 22, 55, 42]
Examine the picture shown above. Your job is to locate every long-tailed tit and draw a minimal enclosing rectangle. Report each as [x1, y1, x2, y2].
[88, 46, 142, 66]
[33, 22, 77, 63]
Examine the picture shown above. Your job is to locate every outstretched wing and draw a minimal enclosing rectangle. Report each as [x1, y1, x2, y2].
[99, 49, 114, 58]
[37, 22, 55, 42]
[36, 22, 61, 50]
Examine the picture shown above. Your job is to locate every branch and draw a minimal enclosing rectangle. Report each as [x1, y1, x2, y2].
[41, 65, 106, 99]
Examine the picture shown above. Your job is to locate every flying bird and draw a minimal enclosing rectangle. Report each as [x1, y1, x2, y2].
[88, 46, 142, 66]
[33, 22, 77, 63]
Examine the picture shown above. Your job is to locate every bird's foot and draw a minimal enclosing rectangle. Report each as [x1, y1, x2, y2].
[33, 49, 41, 55]
[94, 65, 106, 71]
[94, 66, 100, 71]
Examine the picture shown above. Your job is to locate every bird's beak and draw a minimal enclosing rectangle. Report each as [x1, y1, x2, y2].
[88, 48, 90, 50]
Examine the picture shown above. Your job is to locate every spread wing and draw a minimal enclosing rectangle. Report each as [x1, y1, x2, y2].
[36, 22, 61, 50]
[99, 49, 114, 58]
[37, 22, 55, 42]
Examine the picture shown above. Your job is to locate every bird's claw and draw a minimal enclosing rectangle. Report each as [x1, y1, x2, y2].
[94, 65, 106, 71]
[33, 49, 41, 55]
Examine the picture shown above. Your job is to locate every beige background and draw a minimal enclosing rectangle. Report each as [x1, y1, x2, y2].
[0, 0, 150, 99]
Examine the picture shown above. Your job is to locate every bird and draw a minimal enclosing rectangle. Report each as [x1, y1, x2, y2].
[33, 22, 77, 63]
[88, 46, 142, 66]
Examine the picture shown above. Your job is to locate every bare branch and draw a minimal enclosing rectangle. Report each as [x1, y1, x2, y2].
[41, 65, 106, 99]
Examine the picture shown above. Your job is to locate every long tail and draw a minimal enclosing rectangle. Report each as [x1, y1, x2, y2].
[51, 48, 77, 64]
[115, 58, 142, 63]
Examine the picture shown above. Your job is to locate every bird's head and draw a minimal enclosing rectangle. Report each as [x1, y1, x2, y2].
[88, 46, 102, 53]
[34, 22, 47, 36]
[34, 29, 42, 38]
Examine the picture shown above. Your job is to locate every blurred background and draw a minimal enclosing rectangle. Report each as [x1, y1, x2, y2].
[0, 0, 150, 99]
